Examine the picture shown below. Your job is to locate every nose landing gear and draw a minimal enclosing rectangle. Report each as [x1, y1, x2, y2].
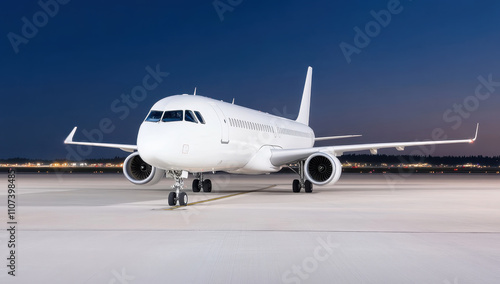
[167, 171, 189, 206]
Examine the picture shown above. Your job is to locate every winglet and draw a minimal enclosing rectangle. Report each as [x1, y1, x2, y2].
[296, 66, 313, 125]
[64, 127, 78, 144]
[471, 123, 479, 142]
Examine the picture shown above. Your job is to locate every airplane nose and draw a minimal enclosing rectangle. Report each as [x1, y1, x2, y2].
[137, 122, 169, 168]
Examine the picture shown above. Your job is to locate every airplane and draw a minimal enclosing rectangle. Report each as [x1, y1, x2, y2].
[64, 67, 479, 206]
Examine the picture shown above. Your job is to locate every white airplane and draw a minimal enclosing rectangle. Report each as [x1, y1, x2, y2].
[65, 67, 479, 206]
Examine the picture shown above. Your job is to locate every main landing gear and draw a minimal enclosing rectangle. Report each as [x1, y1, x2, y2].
[192, 173, 212, 193]
[292, 160, 313, 193]
[167, 171, 189, 206]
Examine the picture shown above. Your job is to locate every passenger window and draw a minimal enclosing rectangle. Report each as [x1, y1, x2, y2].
[185, 110, 198, 123]
[194, 111, 205, 124]
[162, 110, 183, 122]
[145, 110, 164, 122]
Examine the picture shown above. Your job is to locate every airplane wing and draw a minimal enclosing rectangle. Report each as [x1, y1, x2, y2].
[270, 124, 479, 166]
[64, 127, 137, 153]
[315, 134, 362, 141]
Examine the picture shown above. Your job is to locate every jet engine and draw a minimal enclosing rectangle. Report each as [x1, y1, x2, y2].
[304, 152, 342, 185]
[123, 152, 165, 185]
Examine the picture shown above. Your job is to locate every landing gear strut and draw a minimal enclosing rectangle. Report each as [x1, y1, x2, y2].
[167, 171, 188, 206]
[192, 173, 212, 193]
[292, 160, 313, 193]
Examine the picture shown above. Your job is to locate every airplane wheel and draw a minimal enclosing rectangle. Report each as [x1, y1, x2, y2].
[203, 179, 212, 192]
[168, 192, 177, 206]
[292, 179, 301, 193]
[179, 192, 188, 206]
[192, 179, 200, 192]
[304, 180, 313, 193]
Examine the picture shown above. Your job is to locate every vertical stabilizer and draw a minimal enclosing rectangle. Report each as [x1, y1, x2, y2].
[296, 66, 313, 125]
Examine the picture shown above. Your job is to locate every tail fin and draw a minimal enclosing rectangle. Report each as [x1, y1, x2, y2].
[296, 66, 313, 125]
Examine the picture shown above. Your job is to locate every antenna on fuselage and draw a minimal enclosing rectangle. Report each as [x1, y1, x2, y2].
[232, 98, 235, 104]
[193, 87, 197, 96]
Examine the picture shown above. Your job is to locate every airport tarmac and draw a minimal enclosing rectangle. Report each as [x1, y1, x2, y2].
[1, 172, 500, 283]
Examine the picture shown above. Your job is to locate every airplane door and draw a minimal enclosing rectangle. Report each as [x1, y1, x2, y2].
[210, 103, 229, 144]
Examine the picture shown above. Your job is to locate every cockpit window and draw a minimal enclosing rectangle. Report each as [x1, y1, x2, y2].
[162, 110, 183, 122]
[145, 110, 163, 122]
[194, 111, 205, 124]
[185, 110, 198, 123]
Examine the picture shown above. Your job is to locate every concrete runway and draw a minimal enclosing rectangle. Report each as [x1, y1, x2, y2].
[1, 173, 500, 283]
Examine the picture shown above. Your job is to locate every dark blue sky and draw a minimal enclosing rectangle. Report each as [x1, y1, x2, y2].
[1, 0, 499, 159]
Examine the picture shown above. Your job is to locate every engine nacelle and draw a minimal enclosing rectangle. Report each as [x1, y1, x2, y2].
[123, 152, 165, 185]
[304, 152, 342, 185]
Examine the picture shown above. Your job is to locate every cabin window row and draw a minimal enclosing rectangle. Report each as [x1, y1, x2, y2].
[145, 110, 205, 124]
[228, 118, 274, 133]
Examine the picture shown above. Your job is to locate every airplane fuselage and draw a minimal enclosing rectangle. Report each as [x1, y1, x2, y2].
[137, 95, 315, 174]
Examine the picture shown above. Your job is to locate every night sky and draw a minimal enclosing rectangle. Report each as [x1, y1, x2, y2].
[1, 0, 499, 159]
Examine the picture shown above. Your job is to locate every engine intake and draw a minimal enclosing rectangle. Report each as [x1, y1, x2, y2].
[123, 152, 165, 185]
[304, 152, 342, 185]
